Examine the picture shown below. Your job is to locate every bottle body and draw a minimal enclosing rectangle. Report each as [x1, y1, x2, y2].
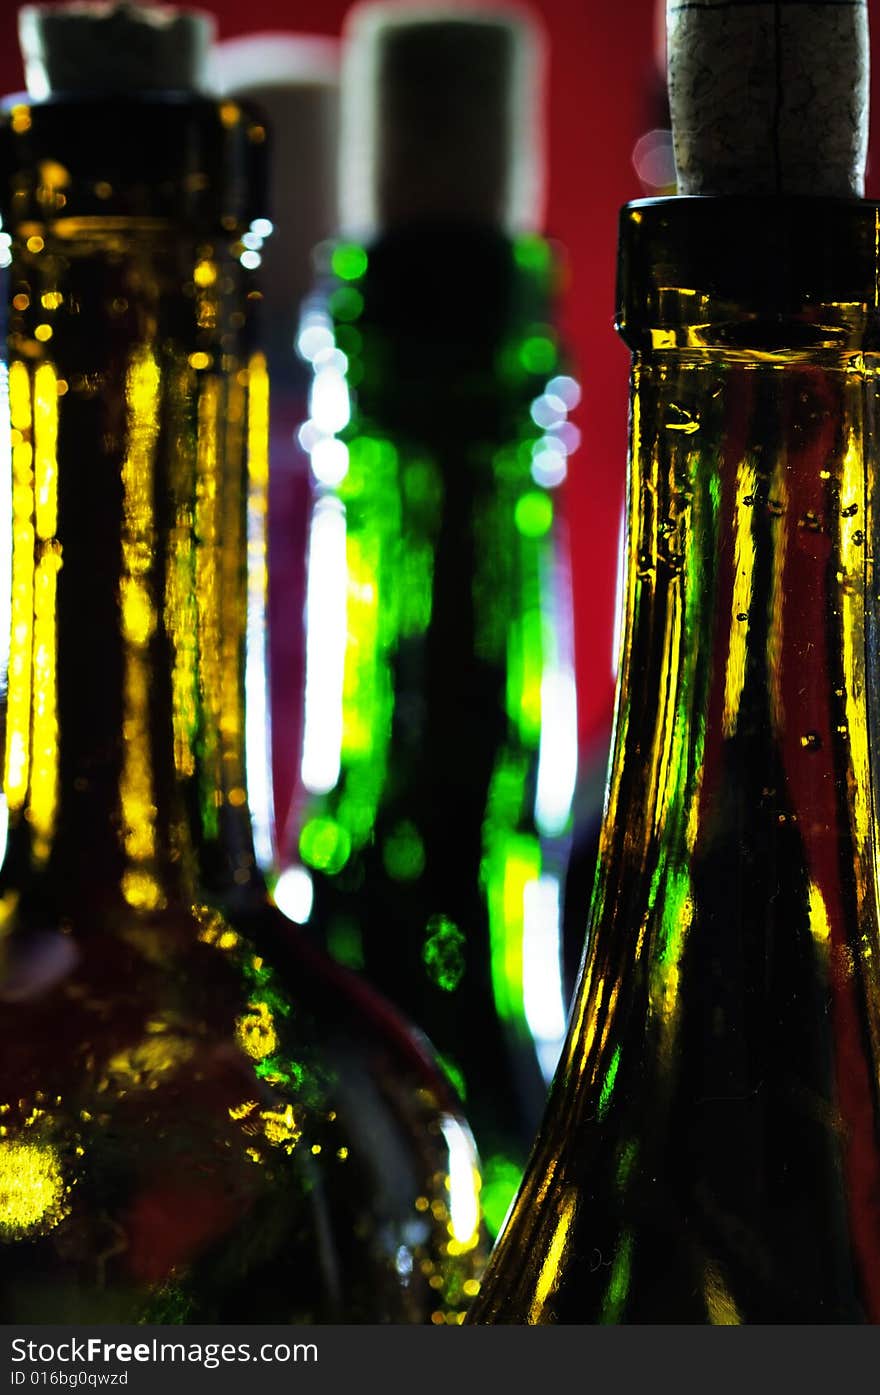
[470, 197, 880, 1323]
[0, 95, 484, 1323]
[290, 226, 579, 1233]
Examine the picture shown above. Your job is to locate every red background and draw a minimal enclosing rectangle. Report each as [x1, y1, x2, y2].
[3, 0, 880, 762]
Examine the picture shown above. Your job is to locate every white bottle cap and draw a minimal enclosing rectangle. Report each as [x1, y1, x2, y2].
[19, 1, 215, 98]
[667, 0, 869, 196]
[339, 2, 546, 239]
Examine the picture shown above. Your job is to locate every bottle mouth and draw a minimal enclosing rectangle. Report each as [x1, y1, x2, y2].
[616, 196, 880, 353]
[18, 1, 215, 100]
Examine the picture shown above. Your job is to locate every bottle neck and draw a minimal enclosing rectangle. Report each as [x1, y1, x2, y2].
[296, 223, 573, 834]
[574, 198, 880, 1314]
[603, 198, 880, 944]
[0, 99, 270, 922]
[293, 225, 578, 1091]
[469, 197, 880, 1326]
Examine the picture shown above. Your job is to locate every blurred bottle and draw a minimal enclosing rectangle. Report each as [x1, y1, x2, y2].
[209, 33, 340, 860]
[281, 2, 579, 1238]
[0, 0, 485, 1323]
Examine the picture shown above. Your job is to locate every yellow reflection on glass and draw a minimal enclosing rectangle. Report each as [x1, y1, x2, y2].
[119, 348, 161, 911]
[194, 374, 222, 839]
[723, 459, 757, 738]
[808, 880, 832, 951]
[165, 362, 198, 780]
[840, 425, 872, 871]
[106, 1034, 195, 1086]
[28, 542, 62, 860]
[260, 1103, 301, 1153]
[703, 1261, 742, 1325]
[529, 1187, 577, 1322]
[193, 259, 217, 290]
[220, 373, 245, 753]
[10, 104, 32, 135]
[5, 361, 35, 810]
[33, 362, 58, 541]
[0, 1138, 68, 1239]
[235, 1000, 278, 1061]
[24, 359, 62, 860]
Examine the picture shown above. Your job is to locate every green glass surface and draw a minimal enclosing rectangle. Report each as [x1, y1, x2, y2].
[292, 226, 579, 1231]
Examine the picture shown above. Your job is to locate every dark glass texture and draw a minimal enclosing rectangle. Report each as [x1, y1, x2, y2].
[469, 197, 880, 1324]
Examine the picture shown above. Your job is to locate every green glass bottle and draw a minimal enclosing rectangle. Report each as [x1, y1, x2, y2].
[281, 6, 579, 1238]
[469, 0, 880, 1324]
[0, 0, 484, 1324]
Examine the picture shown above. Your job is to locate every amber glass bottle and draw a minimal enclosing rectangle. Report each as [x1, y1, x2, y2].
[469, 196, 880, 1322]
[0, 6, 484, 1324]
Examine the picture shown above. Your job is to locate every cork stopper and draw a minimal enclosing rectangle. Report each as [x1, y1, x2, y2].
[339, 2, 545, 238]
[18, 1, 215, 98]
[667, 0, 869, 196]
[210, 33, 340, 319]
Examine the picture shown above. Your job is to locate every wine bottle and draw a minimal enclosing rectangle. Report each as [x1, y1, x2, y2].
[209, 33, 340, 851]
[0, 0, 485, 1324]
[284, 4, 579, 1238]
[469, 0, 880, 1322]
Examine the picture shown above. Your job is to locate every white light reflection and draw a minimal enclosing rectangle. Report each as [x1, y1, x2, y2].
[297, 420, 320, 454]
[632, 128, 676, 193]
[245, 561, 275, 873]
[529, 372, 581, 489]
[250, 217, 274, 239]
[301, 497, 347, 794]
[522, 874, 568, 1081]
[310, 365, 350, 435]
[311, 437, 349, 487]
[313, 347, 348, 375]
[531, 438, 567, 489]
[530, 393, 567, 429]
[535, 540, 578, 839]
[240, 249, 262, 271]
[535, 667, 578, 836]
[297, 312, 335, 364]
[439, 1114, 481, 1248]
[548, 421, 581, 454]
[546, 375, 580, 410]
[273, 864, 315, 924]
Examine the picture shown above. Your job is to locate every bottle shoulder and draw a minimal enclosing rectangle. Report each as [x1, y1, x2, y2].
[0, 897, 486, 1321]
